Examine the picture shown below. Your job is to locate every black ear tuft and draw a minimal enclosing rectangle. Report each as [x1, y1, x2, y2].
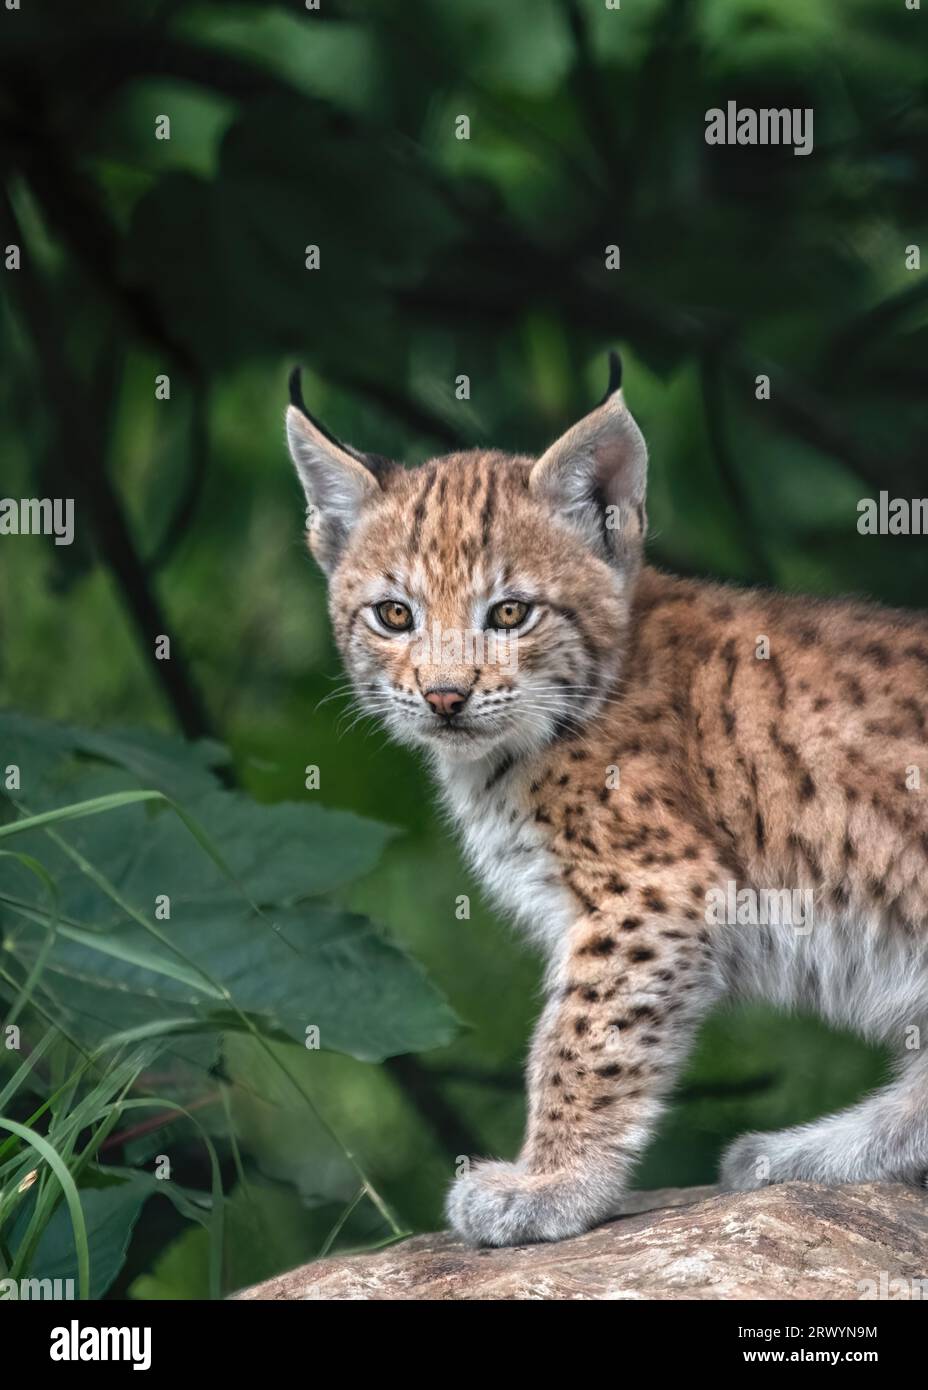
[596, 349, 623, 406]
[288, 366, 347, 450]
[287, 366, 397, 481]
[288, 366, 307, 414]
[287, 364, 309, 417]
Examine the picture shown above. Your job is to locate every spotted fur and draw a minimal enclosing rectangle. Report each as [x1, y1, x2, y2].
[286, 366, 928, 1246]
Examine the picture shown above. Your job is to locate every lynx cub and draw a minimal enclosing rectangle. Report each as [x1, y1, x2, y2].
[286, 358, 928, 1247]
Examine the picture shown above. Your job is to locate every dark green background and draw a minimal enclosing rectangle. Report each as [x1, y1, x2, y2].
[1, 0, 925, 1295]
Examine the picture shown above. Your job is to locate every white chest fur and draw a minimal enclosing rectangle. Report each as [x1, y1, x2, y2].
[433, 756, 577, 964]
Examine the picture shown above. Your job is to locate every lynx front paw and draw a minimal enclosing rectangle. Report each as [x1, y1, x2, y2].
[445, 1161, 591, 1247]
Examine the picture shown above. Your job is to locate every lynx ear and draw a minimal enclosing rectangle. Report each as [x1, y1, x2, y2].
[529, 352, 648, 566]
[285, 369, 387, 574]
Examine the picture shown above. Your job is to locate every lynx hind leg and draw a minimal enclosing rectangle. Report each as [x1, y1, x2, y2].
[447, 904, 721, 1246]
[721, 1048, 928, 1191]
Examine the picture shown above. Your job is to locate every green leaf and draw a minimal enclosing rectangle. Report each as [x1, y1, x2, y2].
[0, 712, 227, 802]
[2, 777, 395, 917]
[0, 717, 459, 1064]
[17, 1172, 150, 1301]
[9, 900, 458, 1062]
[115, 787, 398, 907]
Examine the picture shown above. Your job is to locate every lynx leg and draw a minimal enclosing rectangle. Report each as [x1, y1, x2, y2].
[446, 907, 721, 1245]
[721, 1047, 928, 1190]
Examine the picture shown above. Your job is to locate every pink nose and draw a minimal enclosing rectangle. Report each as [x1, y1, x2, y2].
[424, 687, 470, 718]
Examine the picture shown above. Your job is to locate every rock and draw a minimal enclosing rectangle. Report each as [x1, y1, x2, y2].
[234, 1182, 928, 1300]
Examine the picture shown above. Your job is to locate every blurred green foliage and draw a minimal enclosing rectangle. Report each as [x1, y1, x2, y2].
[0, 0, 925, 1296]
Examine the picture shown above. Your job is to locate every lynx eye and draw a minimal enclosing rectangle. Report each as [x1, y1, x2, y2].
[374, 600, 413, 632]
[488, 600, 530, 630]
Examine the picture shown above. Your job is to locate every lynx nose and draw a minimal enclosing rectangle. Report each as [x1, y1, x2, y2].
[424, 686, 470, 718]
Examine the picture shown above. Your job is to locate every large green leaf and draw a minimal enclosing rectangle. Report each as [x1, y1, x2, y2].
[0, 718, 459, 1063]
[117, 788, 398, 908]
[8, 902, 458, 1063]
[0, 712, 228, 803]
[15, 1174, 151, 1302]
[13, 1167, 217, 1301]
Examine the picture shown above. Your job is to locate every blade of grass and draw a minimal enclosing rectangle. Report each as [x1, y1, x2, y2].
[0, 852, 60, 1028]
[0, 1027, 59, 1112]
[0, 792, 166, 839]
[4, 1050, 152, 1274]
[0, 1118, 89, 1299]
[318, 1185, 366, 1259]
[1, 897, 224, 999]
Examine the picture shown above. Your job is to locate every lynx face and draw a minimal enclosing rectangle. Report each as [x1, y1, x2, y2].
[286, 360, 648, 763]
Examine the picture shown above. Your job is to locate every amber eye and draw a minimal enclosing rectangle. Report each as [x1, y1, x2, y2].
[488, 600, 530, 630]
[375, 600, 413, 632]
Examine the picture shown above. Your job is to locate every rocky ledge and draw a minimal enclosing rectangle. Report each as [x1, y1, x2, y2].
[235, 1181, 928, 1301]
